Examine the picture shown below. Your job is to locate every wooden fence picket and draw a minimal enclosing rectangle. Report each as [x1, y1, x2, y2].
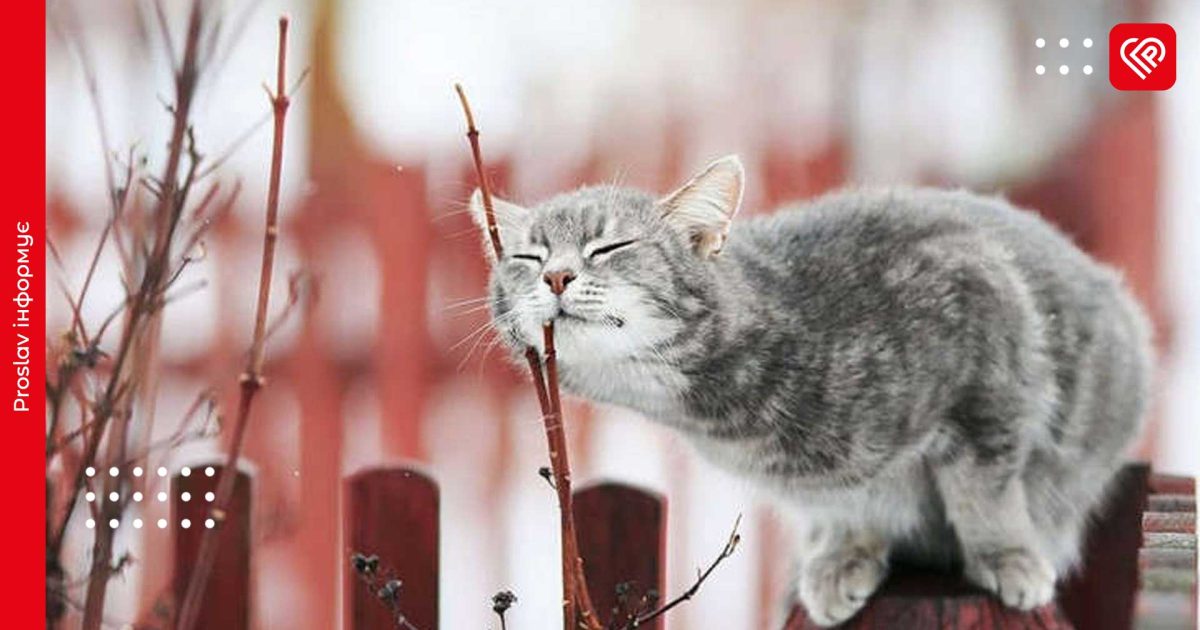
[172, 464, 253, 630]
[345, 466, 440, 630]
[574, 482, 667, 629]
[164, 460, 1194, 629]
[1058, 464, 1150, 630]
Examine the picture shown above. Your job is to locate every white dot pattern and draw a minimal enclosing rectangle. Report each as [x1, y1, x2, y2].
[75, 466, 232, 532]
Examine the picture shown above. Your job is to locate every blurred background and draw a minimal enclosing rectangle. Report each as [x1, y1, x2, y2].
[46, 0, 1199, 628]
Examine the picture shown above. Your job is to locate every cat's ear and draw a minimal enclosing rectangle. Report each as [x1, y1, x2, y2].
[469, 188, 530, 260]
[658, 155, 744, 258]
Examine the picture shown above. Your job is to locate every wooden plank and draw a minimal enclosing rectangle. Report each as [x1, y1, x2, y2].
[1142, 512, 1196, 535]
[1058, 463, 1150, 630]
[574, 482, 667, 629]
[1148, 475, 1195, 496]
[172, 465, 252, 630]
[1147, 494, 1195, 513]
[345, 467, 439, 630]
[1136, 473, 1198, 630]
[783, 572, 1072, 629]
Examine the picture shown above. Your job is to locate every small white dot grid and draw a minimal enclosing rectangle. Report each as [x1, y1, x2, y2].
[77, 465, 228, 531]
[1034, 36, 1098, 77]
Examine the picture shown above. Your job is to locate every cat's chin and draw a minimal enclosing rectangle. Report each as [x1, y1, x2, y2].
[544, 320, 632, 364]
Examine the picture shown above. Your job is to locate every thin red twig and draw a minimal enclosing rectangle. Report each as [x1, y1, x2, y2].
[454, 83, 505, 260]
[175, 14, 293, 630]
[542, 323, 602, 629]
[620, 515, 742, 629]
[76, 5, 207, 628]
[458, 83, 601, 630]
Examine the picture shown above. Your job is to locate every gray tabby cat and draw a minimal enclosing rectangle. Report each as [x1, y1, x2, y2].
[471, 156, 1151, 626]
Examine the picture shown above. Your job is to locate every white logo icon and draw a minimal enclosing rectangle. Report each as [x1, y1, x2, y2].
[1120, 37, 1167, 79]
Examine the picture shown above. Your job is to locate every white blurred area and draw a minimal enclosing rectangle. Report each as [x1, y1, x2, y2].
[46, 0, 1199, 628]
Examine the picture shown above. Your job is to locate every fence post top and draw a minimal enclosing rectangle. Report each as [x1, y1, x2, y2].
[574, 480, 666, 504]
[345, 463, 437, 487]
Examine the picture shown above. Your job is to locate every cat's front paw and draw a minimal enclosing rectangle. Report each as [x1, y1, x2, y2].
[964, 547, 1056, 610]
[796, 550, 888, 627]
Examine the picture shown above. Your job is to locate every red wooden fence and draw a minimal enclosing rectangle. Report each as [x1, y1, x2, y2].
[172, 466, 252, 629]
[171, 462, 1195, 629]
[345, 467, 440, 630]
[574, 483, 668, 629]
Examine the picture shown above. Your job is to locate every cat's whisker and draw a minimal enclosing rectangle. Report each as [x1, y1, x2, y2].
[449, 311, 515, 352]
[475, 330, 512, 377]
[455, 312, 521, 371]
[445, 225, 492, 241]
[432, 206, 478, 223]
[457, 327, 497, 372]
[443, 296, 493, 310]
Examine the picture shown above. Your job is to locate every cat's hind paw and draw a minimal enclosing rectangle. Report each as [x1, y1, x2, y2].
[796, 550, 888, 627]
[965, 547, 1056, 611]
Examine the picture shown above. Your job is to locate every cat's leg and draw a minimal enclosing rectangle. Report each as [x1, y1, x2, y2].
[936, 461, 1056, 610]
[793, 520, 890, 627]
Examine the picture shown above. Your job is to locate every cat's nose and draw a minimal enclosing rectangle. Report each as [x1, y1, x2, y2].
[543, 270, 576, 295]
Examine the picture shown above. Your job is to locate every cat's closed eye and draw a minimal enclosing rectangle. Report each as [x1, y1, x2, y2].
[510, 253, 544, 264]
[587, 239, 637, 260]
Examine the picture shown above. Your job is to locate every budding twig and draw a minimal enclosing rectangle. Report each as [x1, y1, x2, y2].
[454, 83, 504, 260]
[619, 515, 743, 629]
[72, 4, 207, 628]
[175, 14, 295, 630]
[457, 84, 600, 630]
[350, 553, 422, 630]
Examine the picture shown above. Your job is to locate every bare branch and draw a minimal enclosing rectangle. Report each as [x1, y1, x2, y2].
[196, 67, 309, 181]
[457, 83, 601, 630]
[454, 83, 505, 260]
[74, 3, 210, 627]
[620, 515, 743, 629]
[175, 15, 295, 630]
[152, 0, 179, 69]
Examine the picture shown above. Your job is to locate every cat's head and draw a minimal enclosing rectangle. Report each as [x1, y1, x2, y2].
[471, 155, 744, 363]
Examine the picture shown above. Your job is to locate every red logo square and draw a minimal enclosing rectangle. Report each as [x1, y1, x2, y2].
[1110, 23, 1176, 91]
